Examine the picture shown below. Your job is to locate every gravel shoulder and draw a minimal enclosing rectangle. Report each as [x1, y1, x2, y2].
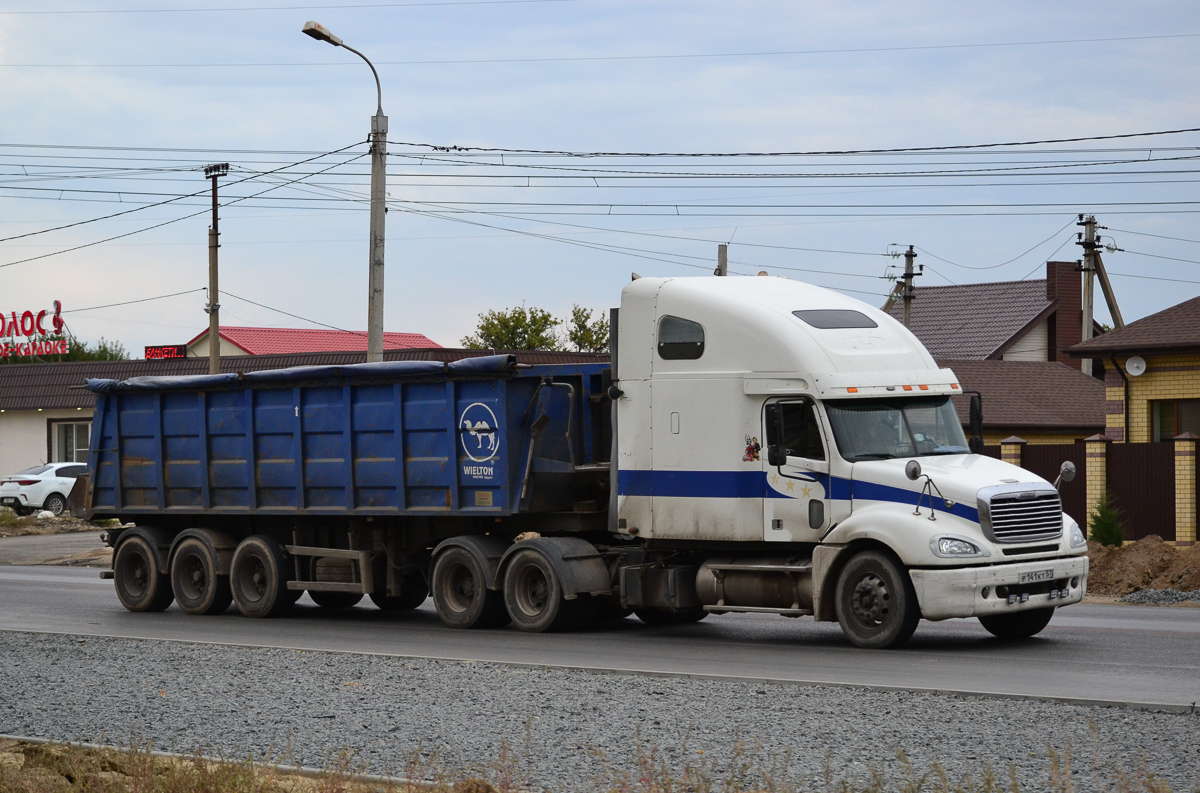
[1, 632, 1196, 791]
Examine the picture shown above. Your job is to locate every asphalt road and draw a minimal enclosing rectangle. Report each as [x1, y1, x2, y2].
[2, 565, 1198, 710]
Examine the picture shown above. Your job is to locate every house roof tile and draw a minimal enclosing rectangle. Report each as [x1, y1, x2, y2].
[1069, 294, 1200, 356]
[941, 359, 1106, 431]
[886, 280, 1053, 359]
[185, 326, 440, 355]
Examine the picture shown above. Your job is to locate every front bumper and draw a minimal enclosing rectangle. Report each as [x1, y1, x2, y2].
[909, 555, 1088, 621]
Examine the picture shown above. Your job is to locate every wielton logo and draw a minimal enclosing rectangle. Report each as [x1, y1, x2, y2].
[460, 402, 500, 469]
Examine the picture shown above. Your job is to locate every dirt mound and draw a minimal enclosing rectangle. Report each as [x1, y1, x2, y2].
[1087, 535, 1200, 596]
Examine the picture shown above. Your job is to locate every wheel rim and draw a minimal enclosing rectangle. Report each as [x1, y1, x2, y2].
[442, 562, 477, 614]
[513, 563, 550, 618]
[119, 548, 150, 598]
[237, 554, 268, 604]
[47, 496, 64, 515]
[849, 572, 890, 628]
[177, 552, 208, 601]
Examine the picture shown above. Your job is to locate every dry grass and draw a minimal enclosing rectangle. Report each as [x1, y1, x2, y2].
[0, 731, 1184, 793]
[0, 507, 120, 538]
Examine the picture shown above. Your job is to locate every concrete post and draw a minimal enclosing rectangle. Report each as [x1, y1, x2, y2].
[1000, 436, 1026, 468]
[1174, 432, 1198, 546]
[1084, 434, 1112, 533]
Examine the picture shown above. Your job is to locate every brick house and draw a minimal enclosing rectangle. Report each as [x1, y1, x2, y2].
[1069, 295, 1200, 443]
[886, 261, 1106, 443]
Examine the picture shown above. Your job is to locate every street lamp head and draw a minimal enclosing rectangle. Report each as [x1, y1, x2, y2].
[302, 21, 343, 47]
[203, 163, 229, 178]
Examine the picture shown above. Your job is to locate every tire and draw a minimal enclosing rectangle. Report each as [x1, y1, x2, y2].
[43, 493, 68, 516]
[113, 535, 174, 612]
[230, 535, 292, 618]
[431, 546, 508, 629]
[309, 591, 364, 609]
[834, 550, 920, 649]
[369, 554, 429, 611]
[979, 607, 1055, 640]
[503, 548, 577, 633]
[634, 607, 708, 625]
[170, 537, 233, 616]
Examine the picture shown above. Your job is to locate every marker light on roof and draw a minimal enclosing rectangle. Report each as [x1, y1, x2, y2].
[919, 385, 929, 390]
[952, 384, 959, 389]
[846, 387, 858, 393]
[902, 385, 912, 391]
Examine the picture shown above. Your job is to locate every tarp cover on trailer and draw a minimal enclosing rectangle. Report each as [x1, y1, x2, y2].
[84, 354, 517, 393]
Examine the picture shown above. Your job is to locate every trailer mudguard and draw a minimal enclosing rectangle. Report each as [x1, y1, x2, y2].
[497, 536, 612, 600]
[431, 535, 510, 590]
[168, 528, 239, 576]
[110, 525, 174, 571]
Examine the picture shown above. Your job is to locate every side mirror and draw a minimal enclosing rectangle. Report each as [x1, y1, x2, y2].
[969, 393, 983, 438]
[905, 459, 922, 481]
[1054, 460, 1076, 491]
[765, 404, 786, 467]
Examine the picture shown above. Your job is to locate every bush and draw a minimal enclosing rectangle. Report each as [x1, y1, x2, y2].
[1089, 490, 1125, 547]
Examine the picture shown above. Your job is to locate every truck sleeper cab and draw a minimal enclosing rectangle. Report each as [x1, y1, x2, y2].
[87, 276, 1088, 649]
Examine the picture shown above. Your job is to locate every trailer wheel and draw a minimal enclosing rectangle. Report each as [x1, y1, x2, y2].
[308, 591, 363, 609]
[634, 607, 707, 625]
[230, 535, 291, 618]
[979, 607, 1055, 640]
[503, 548, 577, 633]
[432, 547, 508, 628]
[834, 550, 920, 649]
[113, 536, 174, 612]
[170, 537, 233, 616]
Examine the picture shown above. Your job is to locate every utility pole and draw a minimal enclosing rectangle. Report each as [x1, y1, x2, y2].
[204, 163, 229, 375]
[902, 245, 921, 327]
[1077, 214, 1097, 376]
[714, 243, 728, 276]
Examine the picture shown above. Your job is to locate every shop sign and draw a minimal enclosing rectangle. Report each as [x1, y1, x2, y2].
[145, 344, 187, 360]
[1, 301, 69, 358]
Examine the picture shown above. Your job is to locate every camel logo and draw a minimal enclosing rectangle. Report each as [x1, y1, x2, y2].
[460, 402, 500, 464]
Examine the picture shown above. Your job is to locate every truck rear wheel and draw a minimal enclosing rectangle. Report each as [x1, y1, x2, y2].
[230, 535, 291, 618]
[834, 550, 920, 649]
[432, 547, 508, 629]
[503, 548, 577, 633]
[979, 607, 1055, 639]
[113, 536, 174, 612]
[170, 537, 233, 616]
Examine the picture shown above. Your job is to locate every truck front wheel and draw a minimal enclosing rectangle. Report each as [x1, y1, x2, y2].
[113, 536, 174, 612]
[979, 607, 1054, 640]
[834, 550, 920, 649]
[170, 537, 233, 615]
[431, 547, 508, 628]
[230, 535, 292, 618]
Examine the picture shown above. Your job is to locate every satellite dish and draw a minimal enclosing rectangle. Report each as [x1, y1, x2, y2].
[1126, 356, 1147, 377]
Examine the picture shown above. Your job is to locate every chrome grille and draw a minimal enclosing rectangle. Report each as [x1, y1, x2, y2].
[983, 490, 1063, 544]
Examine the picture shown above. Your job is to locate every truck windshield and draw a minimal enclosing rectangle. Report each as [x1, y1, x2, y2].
[824, 397, 969, 462]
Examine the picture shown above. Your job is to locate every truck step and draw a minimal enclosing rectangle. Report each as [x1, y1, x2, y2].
[285, 580, 368, 594]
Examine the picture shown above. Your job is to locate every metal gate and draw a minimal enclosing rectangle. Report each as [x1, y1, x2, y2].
[1107, 443, 1176, 542]
[1020, 443, 1087, 526]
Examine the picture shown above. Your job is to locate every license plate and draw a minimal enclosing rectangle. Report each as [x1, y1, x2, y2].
[0, 498, 17, 506]
[1019, 568, 1055, 584]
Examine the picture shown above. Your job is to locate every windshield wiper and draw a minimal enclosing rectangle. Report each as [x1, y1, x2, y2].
[851, 452, 896, 460]
[926, 447, 969, 455]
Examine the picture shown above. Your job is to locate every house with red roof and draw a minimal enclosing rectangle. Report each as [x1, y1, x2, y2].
[185, 326, 440, 357]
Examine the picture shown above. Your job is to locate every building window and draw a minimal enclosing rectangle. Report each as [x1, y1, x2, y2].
[1152, 399, 1200, 441]
[53, 421, 91, 463]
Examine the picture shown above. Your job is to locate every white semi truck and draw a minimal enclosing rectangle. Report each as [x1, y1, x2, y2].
[87, 275, 1088, 649]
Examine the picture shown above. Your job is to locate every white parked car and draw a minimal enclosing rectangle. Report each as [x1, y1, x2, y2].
[0, 463, 88, 516]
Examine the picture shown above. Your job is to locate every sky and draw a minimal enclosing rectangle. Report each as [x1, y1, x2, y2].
[1, 0, 1199, 355]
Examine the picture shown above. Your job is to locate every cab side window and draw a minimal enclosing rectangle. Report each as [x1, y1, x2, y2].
[657, 315, 705, 360]
[780, 401, 825, 461]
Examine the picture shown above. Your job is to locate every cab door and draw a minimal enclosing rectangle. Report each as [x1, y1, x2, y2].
[763, 398, 831, 542]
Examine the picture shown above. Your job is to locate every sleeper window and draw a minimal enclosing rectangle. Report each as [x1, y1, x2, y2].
[657, 315, 705, 360]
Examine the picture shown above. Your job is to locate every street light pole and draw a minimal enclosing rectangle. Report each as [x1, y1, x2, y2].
[303, 21, 388, 363]
[203, 162, 229, 375]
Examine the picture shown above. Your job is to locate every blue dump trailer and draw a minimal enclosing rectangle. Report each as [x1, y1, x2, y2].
[83, 355, 627, 630]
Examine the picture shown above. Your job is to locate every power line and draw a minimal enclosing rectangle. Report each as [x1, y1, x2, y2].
[222, 291, 367, 336]
[1107, 271, 1200, 285]
[60, 288, 207, 314]
[1107, 227, 1200, 246]
[0, 0, 580, 14]
[1120, 249, 1200, 266]
[914, 218, 1076, 270]
[6, 31, 1200, 66]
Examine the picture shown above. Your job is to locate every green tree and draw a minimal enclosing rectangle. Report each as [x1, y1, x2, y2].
[0, 335, 129, 364]
[1088, 490, 1124, 547]
[461, 306, 563, 351]
[565, 305, 609, 352]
